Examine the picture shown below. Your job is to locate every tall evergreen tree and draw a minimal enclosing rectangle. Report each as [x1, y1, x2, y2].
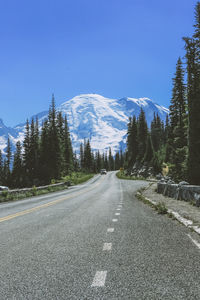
[137, 109, 148, 161]
[12, 141, 24, 188]
[96, 150, 102, 172]
[80, 142, 84, 170]
[184, 2, 200, 184]
[114, 151, 120, 170]
[144, 133, 154, 163]
[39, 120, 51, 184]
[4, 137, 12, 186]
[84, 139, 93, 172]
[169, 58, 187, 181]
[63, 116, 73, 174]
[0, 150, 3, 185]
[108, 147, 114, 171]
[48, 95, 62, 180]
[23, 119, 31, 184]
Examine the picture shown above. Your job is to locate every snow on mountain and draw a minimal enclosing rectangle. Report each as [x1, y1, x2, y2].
[0, 94, 169, 155]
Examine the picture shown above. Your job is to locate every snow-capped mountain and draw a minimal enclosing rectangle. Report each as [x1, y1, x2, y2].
[0, 94, 169, 155]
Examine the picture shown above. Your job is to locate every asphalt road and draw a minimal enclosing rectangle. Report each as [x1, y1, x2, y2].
[1, 172, 200, 299]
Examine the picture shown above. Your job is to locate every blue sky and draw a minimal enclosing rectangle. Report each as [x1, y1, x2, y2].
[0, 0, 198, 126]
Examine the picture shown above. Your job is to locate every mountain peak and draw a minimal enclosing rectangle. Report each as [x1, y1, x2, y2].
[0, 94, 169, 155]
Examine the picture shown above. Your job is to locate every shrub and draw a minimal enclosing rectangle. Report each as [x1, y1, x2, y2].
[155, 202, 168, 214]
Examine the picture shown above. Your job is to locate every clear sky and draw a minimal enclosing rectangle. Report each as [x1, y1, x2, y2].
[0, 0, 198, 126]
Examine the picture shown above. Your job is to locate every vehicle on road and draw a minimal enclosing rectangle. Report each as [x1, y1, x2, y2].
[0, 186, 9, 191]
[100, 169, 107, 175]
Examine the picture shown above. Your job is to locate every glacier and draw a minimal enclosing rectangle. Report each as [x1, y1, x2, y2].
[0, 94, 169, 155]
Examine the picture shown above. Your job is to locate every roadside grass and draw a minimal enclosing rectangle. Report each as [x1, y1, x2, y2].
[0, 184, 68, 203]
[0, 172, 94, 203]
[136, 189, 168, 215]
[61, 172, 94, 185]
[116, 171, 145, 181]
[154, 202, 168, 214]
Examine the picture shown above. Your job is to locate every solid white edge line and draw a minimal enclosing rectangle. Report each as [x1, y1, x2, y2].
[91, 271, 107, 287]
[187, 234, 200, 250]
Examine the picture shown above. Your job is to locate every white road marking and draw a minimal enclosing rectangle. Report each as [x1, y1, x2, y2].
[120, 181, 123, 202]
[112, 219, 118, 222]
[187, 234, 200, 250]
[115, 213, 120, 216]
[107, 228, 114, 232]
[91, 271, 107, 287]
[117, 208, 121, 211]
[103, 243, 112, 251]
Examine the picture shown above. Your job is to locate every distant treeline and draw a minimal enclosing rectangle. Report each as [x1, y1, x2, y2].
[0, 96, 123, 188]
[125, 2, 200, 185]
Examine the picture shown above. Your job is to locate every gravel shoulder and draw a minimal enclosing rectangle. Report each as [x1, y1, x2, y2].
[141, 182, 200, 232]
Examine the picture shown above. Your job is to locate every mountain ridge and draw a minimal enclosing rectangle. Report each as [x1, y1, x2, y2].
[0, 93, 169, 155]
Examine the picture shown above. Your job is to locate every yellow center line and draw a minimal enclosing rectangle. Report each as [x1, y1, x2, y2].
[0, 176, 105, 223]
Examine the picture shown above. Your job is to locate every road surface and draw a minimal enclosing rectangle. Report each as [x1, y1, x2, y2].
[1, 172, 200, 299]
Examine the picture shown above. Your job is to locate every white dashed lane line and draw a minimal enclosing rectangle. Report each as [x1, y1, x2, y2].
[103, 243, 112, 251]
[91, 271, 107, 287]
[112, 219, 118, 222]
[115, 213, 120, 216]
[107, 228, 114, 233]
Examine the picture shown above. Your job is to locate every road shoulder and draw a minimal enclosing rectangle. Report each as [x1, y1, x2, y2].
[138, 182, 200, 235]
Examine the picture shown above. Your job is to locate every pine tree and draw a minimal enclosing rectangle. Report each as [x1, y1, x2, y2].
[84, 139, 93, 173]
[184, 2, 200, 184]
[115, 151, 120, 170]
[0, 150, 3, 185]
[80, 142, 84, 170]
[108, 147, 114, 171]
[4, 137, 12, 186]
[166, 58, 187, 181]
[39, 120, 51, 184]
[127, 116, 138, 168]
[104, 152, 109, 171]
[23, 119, 31, 185]
[137, 109, 148, 161]
[63, 115, 73, 174]
[29, 118, 40, 185]
[144, 133, 154, 163]
[48, 95, 62, 180]
[151, 113, 163, 152]
[12, 141, 24, 188]
[96, 150, 102, 172]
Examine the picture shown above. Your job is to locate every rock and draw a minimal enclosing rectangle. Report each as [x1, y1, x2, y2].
[194, 193, 200, 207]
[179, 181, 189, 186]
[156, 173, 163, 180]
[167, 180, 175, 184]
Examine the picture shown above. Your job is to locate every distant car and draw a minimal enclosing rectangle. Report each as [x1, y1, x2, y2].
[0, 186, 9, 191]
[100, 169, 107, 175]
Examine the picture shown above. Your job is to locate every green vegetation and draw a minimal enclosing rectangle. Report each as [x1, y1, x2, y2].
[0, 172, 94, 203]
[62, 172, 94, 185]
[0, 94, 121, 190]
[116, 171, 145, 181]
[136, 190, 168, 215]
[0, 184, 68, 203]
[125, 2, 200, 184]
[154, 202, 168, 215]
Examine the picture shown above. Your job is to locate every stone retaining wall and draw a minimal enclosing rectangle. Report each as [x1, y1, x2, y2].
[157, 182, 200, 206]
